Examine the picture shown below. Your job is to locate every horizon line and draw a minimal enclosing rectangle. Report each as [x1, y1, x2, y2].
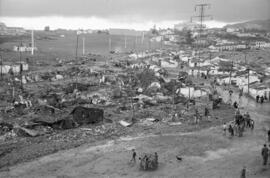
[0, 16, 244, 31]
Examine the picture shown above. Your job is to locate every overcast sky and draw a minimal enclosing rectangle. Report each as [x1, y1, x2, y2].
[0, 0, 269, 30]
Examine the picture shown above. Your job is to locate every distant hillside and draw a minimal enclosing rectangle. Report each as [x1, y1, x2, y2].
[225, 19, 270, 32]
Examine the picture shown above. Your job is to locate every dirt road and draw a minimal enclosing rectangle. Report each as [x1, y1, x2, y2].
[0, 90, 269, 178]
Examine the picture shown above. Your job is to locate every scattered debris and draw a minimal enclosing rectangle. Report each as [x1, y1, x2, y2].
[119, 120, 132, 127]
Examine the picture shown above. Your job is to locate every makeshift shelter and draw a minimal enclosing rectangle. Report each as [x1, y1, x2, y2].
[70, 106, 104, 125]
[243, 82, 270, 99]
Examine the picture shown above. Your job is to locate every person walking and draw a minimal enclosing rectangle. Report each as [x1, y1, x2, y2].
[261, 144, 269, 166]
[244, 112, 251, 128]
[240, 166, 246, 178]
[130, 149, 137, 163]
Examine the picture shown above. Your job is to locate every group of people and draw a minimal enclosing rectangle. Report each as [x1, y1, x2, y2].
[130, 149, 158, 170]
[256, 95, 267, 104]
[193, 107, 211, 124]
[223, 108, 254, 138]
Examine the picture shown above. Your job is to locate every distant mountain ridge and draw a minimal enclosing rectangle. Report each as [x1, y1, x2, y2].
[225, 19, 270, 31]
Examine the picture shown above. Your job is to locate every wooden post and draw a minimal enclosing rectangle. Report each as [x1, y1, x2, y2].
[247, 67, 250, 95]
[75, 33, 79, 60]
[82, 37, 85, 55]
[12, 86, 15, 99]
[31, 30, 34, 55]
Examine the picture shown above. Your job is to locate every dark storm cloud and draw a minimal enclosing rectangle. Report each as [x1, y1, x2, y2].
[0, 0, 269, 22]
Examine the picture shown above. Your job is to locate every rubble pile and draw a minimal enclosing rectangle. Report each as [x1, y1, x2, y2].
[0, 49, 236, 168]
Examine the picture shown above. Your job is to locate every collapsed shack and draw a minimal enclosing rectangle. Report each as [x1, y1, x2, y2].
[0, 106, 106, 139]
[64, 83, 91, 94]
[30, 117, 77, 130]
[70, 106, 104, 125]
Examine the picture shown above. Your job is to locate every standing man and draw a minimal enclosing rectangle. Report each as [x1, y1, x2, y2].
[261, 144, 269, 166]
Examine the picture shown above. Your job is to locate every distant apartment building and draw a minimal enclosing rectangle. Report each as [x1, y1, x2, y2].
[210, 44, 248, 51]
[255, 41, 270, 48]
[0, 22, 26, 35]
[0, 22, 7, 31]
[6, 27, 26, 35]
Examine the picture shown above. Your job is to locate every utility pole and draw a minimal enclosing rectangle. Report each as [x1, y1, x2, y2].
[135, 34, 138, 58]
[75, 32, 79, 90]
[82, 37, 85, 55]
[19, 41, 23, 90]
[31, 30, 34, 55]
[75, 32, 79, 60]
[141, 31, 145, 44]
[247, 67, 250, 95]
[191, 3, 212, 78]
